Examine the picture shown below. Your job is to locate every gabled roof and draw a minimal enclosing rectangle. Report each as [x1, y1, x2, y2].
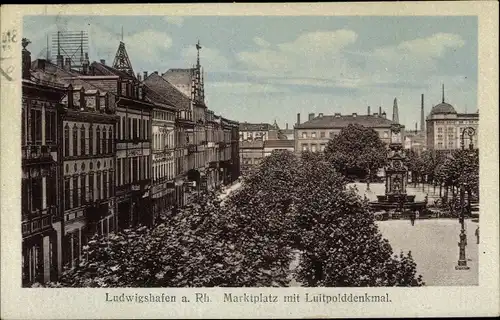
[264, 139, 295, 149]
[91, 62, 135, 80]
[295, 114, 397, 129]
[143, 72, 191, 110]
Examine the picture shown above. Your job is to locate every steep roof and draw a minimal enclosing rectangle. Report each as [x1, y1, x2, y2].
[162, 68, 195, 86]
[91, 62, 135, 80]
[296, 114, 396, 129]
[264, 139, 295, 149]
[143, 72, 191, 110]
[240, 122, 274, 131]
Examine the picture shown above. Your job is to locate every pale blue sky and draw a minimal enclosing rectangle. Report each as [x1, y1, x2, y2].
[23, 15, 477, 129]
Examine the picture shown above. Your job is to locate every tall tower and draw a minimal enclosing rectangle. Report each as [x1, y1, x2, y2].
[420, 94, 425, 132]
[442, 83, 445, 103]
[194, 40, 204, 104]
[112, 41, 135, 77]
[392, 98, 399, 123]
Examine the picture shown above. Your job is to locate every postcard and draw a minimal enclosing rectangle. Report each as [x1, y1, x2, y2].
[1, 2, 499, 319]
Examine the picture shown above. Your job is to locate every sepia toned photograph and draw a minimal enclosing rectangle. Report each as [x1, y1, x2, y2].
[1, 2, 498, 319]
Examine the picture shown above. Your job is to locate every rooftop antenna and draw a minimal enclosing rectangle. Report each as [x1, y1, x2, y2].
[442, 83, 445, 103]
[121, 26, 124, 42]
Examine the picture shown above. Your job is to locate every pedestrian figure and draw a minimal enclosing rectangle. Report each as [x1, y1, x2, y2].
[475, 226, 480, 244]
[410, 211, 416, 226]
[415, 210, 420, 220]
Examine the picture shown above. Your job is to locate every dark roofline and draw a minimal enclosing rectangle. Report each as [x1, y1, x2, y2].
[144, 72, 192, 101]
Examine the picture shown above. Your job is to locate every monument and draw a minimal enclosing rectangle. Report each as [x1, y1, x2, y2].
[369, 123, 427, 219]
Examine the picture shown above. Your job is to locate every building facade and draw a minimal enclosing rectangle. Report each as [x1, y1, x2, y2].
[263, 139, 295, 156]
[59, 84, 117, 270]
[239, 140, 265, 173]
[426, 88, 478, 150]
[294, 110, 401, 154]
[239, 122, 277, 141]
[21, 43, 67, 285]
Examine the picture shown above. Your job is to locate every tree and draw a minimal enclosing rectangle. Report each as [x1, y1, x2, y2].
[292, 154, 423, 287]
[324, 124, 387, 188]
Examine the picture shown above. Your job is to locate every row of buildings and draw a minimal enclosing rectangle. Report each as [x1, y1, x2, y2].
[239, 90, 479, 172]
[21, 38, 240, 286]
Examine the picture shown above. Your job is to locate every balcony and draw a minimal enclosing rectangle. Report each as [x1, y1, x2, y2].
[187, 144, 197, 155]
[22, 145, 55, 165]
[22, 205, 57, 237]
[218, 142, 227, 149]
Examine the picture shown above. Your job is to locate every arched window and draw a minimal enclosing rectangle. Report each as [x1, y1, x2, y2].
[64, 124, 70, 157]
[72, 124, 78, 156]
[89, 125, 94, 155]
[96, 126, 101, 155]
[102, 127, 107, 154]
[80, 124, 86, 156]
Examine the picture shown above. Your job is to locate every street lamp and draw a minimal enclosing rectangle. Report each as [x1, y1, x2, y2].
[455, 126, 475, 270]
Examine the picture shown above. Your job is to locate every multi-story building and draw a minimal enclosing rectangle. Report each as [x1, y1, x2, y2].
[294, 108, 401, 154]
[426, 87, 479, 150]
[263, 139, 295, 156]
[31, 54, 119, 271]
[87, 42, 154, 228]
[141, 73, 178, 221]
[143, 71, 192, 208]
[220, 117, 240, 184]
[239, 122, 278, 141]
[21, 42, 67, 286]
[239, 140, 265, 173]
[161, 43, 208, 195]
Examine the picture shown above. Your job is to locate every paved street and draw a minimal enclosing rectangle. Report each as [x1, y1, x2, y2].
[377, 219, 479, 286]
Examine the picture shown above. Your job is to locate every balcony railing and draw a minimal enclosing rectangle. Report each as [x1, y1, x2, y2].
[22, 145, 55, 164]
[22, 205, 57, 237]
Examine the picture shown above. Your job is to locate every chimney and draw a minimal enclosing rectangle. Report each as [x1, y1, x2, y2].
[382, 111, 387, 119]
[367, 106, 371, 115]
[373, 113, 378, 117]
[82, 53, 89, 75]
[415, 122, 418, 132]
[56, 55, 64, 68]
[296, 113, 301, 125]
[318, 113, 324, 118]
[420, 93, 425, 132]
[352, 113, 357, 117]
[392, 97, 399, 123]
[64, 57, 71, 71]
[143, 71, 148, 79]
[286, 123, 289, 130]
[379, 106, 382, 115]
[100, 59, 106, 65]
[137, 73, 142, 81]
[308, 113, 315, 121]
[22, 42, 31, 80]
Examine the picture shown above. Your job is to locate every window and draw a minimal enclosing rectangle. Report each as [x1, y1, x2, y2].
[128, 118, 132, 140]
[72, 176, 79, 208]
[96, 126, 101, 155]
[88, 173, 94, 202]
[301, 132, 307, 139]
[45, 111, 56, 143]
[31, 177, 42, 211]
[117, 159, 122, 186]
[438, 127, 443, 133]
[108, 127, 113, 154]
[124, 158, 129, 185]
[302, 144, 308, 152]
[138, 119, 142, 140]
[320, 131, 325, 138]
[102, 127, 107, 154]
[132, 157, 138, 182]
[311, 144, 317, 152]
[31, 109, 42, 143]
[64, 178, 70, 210]
[312, 132, 317, 138]
[22, 108, 26, 144]
[132, 119, 137, 139]
[77, 127, 86, 159]
[64, 124, 70, 157]
[320, 144, 326, 152]
[329, 132, 335, 138]
[80, 174, 86, 205]
[89, 125, 94, 155]
[96, 171, 101, 200]
[110, 171, 114, 197]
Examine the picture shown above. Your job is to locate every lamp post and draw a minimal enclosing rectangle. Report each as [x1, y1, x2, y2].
[455, 127, 475, 270]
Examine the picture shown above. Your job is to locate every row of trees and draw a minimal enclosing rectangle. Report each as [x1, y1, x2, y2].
[41, 147, 424, 287]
